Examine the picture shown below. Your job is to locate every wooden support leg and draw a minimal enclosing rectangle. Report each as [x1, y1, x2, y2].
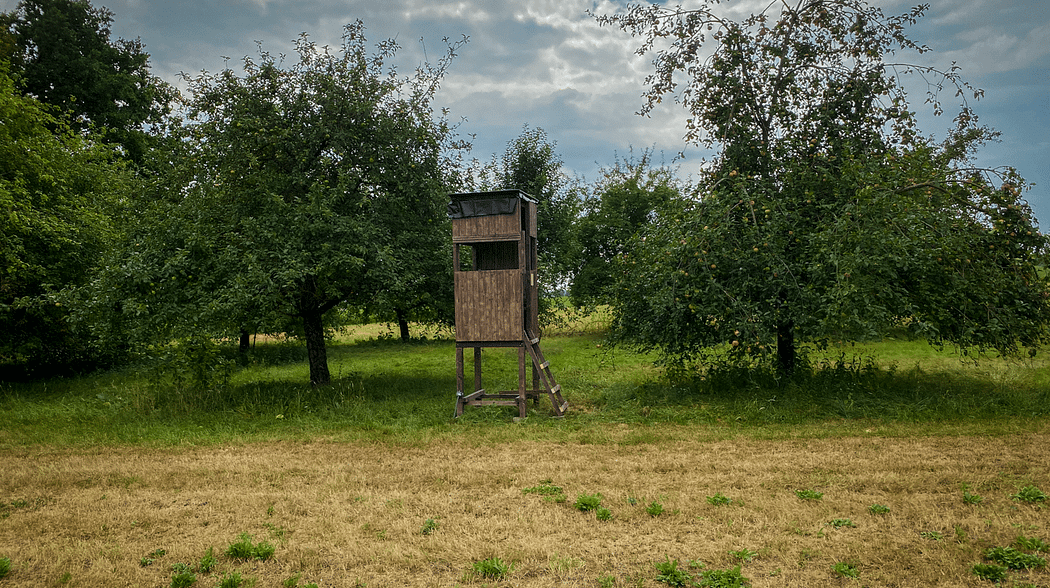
[473, 347, 482, 394]
[455, 346, 465, 417]
[517, 345, 527, 418]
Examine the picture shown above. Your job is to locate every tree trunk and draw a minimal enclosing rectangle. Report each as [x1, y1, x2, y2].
[302, 309, 331, 386]
[776, 320, 795, 376]
[238, 328, 250, 354]
[396, 307, 410, 342]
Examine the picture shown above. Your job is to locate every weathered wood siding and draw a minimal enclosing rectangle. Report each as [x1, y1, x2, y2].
[452, 212, 520, 242]
[454, 270, 523, 342]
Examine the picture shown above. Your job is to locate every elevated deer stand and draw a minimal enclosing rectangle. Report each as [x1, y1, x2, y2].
[449, 190, 568, 418]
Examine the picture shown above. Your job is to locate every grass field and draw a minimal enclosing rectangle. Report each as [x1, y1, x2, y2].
[1, 323, 1049, 587]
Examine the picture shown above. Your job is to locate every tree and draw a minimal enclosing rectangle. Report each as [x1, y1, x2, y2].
[571, 148, 679, 306]
[596, 0, 1048, 375]
[486, 125, 580, 297]
[4, 0, 174, 163]
[0, 63, 132, 377]
[80, 22, 467, 386]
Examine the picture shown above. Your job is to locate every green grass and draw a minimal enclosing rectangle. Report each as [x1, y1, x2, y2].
[2, 328, 1050, 448]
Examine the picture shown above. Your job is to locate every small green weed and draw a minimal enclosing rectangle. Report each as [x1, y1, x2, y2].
[984, 546, 1046, 570]
[169, 563, 196, 588]
[574, 492, 603, 512]
[920, 531, 944, 541]
[471, 557, 512, 580]
[707, 493, 733, 506]
[728, 549, 758, 563]
[282, 574, 301, 588]
[197, 547, 216, 573]
[596, 506, 613, 521]
[646, 500, 665, 516]
[696, 565, 748, 587]
[1015, 535, 1050, 552]
[523, 479, 563, 496]
[224, 533, 275, 561]
[868, 503, 890, 515]
[832, 561, 859, 579]
[828, 518, 856, 529]
[0, 556, 10, 579]
[140, 548, 166, 567]
[420, 518, 440, 535]
[1010, 485, 1048, 503]
[218, 572, 242, 588]
[653, 557, 692, 587]
[598, 574, 616, 588]
[795, 489, 823, 501]
[964, 491, 984, 505]
[972, 563, 1008, 582]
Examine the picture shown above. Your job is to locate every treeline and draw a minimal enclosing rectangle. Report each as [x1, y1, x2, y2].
[2, 0, 1047, 386]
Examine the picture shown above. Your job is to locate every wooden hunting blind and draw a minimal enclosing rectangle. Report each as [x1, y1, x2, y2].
[449, 190, 568, 418]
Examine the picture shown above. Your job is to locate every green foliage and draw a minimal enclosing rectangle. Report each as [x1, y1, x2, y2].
[795, 489, 823, 501]
[971, 563, 1008, 582]
[696, 566, 748, 588]
[81, 21, 467, 386]
[1010, 485, 1048, 503]
[1014, 536, 1050, 553]
[964, 491, 985, 505]
[470, 557, 512, 580]
[574, 492, 603, 512]
[169, 563, 196, 588]
[140, 548, 166, 567]
[706, 493, 732, 506]
[223, 533, 274, 561]
[595, 506, 613, 521]
[828, 518, 856, 529]
[420, 518, 439, 536]
[572, 148, 679, 306]
[523, 479, 563, 496]
[0, 556, 10, 579]
[197, 547, 216, 573]
[653, 557, 691, 587]
[728, 549, 757, 563]
[645, 500, 665, 516]
[218, 571, 246, 588]
[0, 63, 133, 377]
[868, 504, 890, 515]
[5, 0, 176, 162]
[598, 0, 1049, 377]
[984, 546, 1046, 570]
[832, 561, 859, 579]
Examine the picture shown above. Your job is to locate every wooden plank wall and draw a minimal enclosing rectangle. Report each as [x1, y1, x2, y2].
[452, 213, 519, 242]
[454, 270, 523, 342]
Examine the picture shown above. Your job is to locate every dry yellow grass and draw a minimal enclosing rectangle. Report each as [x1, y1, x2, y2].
[2, 431, 1049, 587]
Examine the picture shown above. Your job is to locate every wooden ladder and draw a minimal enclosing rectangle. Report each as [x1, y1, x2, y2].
[524, 332, 568, 417]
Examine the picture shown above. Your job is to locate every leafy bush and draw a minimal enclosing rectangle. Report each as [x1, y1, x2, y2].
[596, 506, 613, 521]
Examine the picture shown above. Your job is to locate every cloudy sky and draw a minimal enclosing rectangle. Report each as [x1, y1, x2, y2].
[5, 0, 1047, 221]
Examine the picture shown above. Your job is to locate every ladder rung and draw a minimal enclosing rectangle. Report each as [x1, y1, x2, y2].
[550, 384, 561, 394]
[538, 360, 550, 369]
[530, 337, 540, 345]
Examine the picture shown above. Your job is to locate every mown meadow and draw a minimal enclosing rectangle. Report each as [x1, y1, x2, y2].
[1, 320, 1049, 587]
